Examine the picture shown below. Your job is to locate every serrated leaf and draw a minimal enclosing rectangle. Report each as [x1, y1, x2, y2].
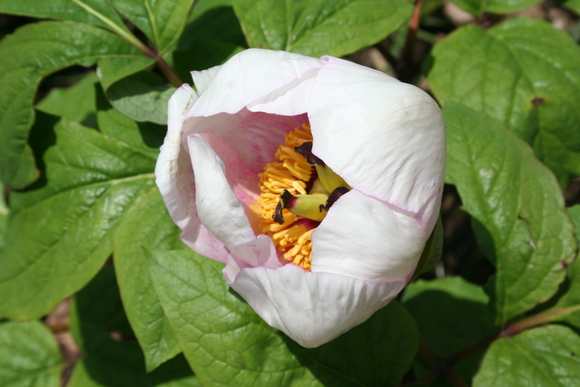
[0, 321, 63, 387]
[402, 277, 496, 385]
[114, 188, 185, 372]
[450, 0, 539, 15]
[0, 21, 145, 189]
[444, 102, 577, 324]
[36, 72, 99, 127]
[428, 18, 580, 185]
[473, 325, 580, 386]
[112, 0, 195, 54]
[148, 249, 418, 387]
[68, 266, 200, 387]
[0, 0, 130, 34]
[232, 0, 413, 58]
[0, 119, 157, 319]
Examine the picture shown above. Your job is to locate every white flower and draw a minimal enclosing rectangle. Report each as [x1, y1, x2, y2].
[155, 49, 445, 348]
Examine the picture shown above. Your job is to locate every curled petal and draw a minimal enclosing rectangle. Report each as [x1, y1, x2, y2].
[187, 49, 325, 117]
[155, 85, 229, 262]
[309, 56, 446, 234]
[311, 190, 426, 283]
[191, 65, 222, 95]
[229, 264, 406, 348]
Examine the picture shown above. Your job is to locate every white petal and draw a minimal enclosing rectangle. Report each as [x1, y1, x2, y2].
[311, 190, 426, 283]
[187, 49, 325, 117]
[309, 57, 446, 234]
[229, 264, 406, 348]
[187, 135, 257, 252]
[246, 67, 320, 116]
[191, 65, 222, 96]
[155, 85, 230, 263]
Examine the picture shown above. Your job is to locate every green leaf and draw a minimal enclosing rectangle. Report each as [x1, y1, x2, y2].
[114, 188, 185, 372]
[36, 72, 99, 127]
[97, 107, 165, 157]
[450, 0, 540, 15]
[547, 205, 580, 327]
[148, 249, 418, 387]
[232, 0, 413, 57]
[0, 119, 156, 319]
[0, 182, 8, 253]
[0, 0, 130, 34]
[98, 56, 156, 92]
[428, 18, 580, 185]
[112, 0, 196, 54]
[402, 277, 496, 384]
[473, 325, 580, 386]
[0, 21, 144, 189]
[444, 102, 577, 324]
[68, 266, 200, 387]
[179, 0, 247, 50]
[0, 321, 63, 387]
[559, 0, 580, 14]
[106, 72, 176, 125]
[171, 39, 245, 83]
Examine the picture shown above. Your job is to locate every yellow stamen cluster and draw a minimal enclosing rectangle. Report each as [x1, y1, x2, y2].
[257, 124, 315, 270]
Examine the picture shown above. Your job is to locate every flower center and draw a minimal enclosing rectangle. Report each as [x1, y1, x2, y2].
[257, 124, 349, 270]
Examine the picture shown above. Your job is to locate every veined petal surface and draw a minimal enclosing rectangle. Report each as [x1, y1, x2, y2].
[230, 264, 406, 348]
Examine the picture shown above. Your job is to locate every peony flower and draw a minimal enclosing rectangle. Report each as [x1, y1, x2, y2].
[155, 49, 445, 348]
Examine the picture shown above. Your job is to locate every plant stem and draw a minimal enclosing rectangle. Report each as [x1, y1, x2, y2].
[502, 305, 580, 337]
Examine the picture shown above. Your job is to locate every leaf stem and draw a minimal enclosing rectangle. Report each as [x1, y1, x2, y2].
[502, 305, 580, 337]
[152, 53, 183, 87]
[397, 0, 423, 82]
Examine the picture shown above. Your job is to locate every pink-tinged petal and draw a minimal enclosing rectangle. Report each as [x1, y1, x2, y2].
[184, 110, 308, 175]
[188, 135, 282, 270]
[155, 85, 229, 263]
[187, 135, 257, 253]
[229, 264, 406, 348]
[311, 190, 426, 283]
[187, 49, 325, 117]
[191, 65, 222, 96]
[309, 57, 446, 234]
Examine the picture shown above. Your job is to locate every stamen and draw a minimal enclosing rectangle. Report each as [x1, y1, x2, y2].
[257, 124, 318, 270]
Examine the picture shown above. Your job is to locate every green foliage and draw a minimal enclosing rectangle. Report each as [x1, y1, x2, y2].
[0, 21, 143, 189]
[444, 102, 577, 324]
[428, 18, 580, 186]
[114, 188, 185, 371]
[232, 0, 413, 57]
[0, 119, 156, 319]
[148, 249, 419, 387]
[450, 0, 540, 15]
[68, 265, 200, 386]
[473, 325, 580, 386]
[1, 1, 579, 385]
[403, 277, 496, 384]
[0, 321, 63, 387]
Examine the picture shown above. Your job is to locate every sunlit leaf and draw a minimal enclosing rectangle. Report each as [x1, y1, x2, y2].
[473, 325, 580, 386]
[232, 0, 413, 57]
[0, 21, 144, 189]
[0, 119, 156, 319]
[444, 102, 577, 324]
[428, 18, 580, 185]
[148, 249, 418, 387]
